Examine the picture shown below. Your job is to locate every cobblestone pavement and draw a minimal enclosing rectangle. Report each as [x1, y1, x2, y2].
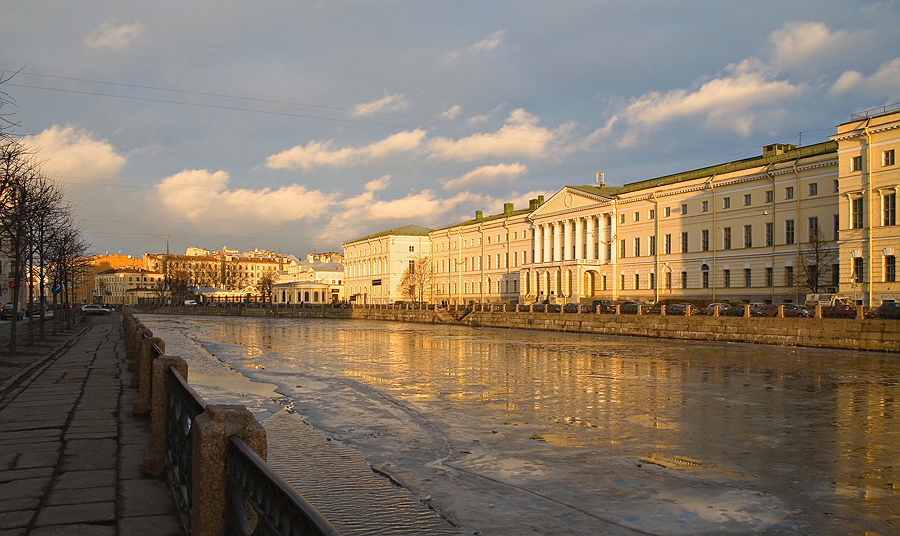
[0, 314, 184, 535]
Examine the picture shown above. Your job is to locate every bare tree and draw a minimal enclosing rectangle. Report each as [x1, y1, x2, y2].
[396, 256, 433, 304]
[796, 227, 839, 294]
[257, 268, 277, 304]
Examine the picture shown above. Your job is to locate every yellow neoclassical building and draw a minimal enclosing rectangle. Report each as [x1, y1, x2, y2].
[344, 106, 900, 307]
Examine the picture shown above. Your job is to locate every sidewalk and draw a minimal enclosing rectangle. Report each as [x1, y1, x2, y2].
[0, 316, 184, 535]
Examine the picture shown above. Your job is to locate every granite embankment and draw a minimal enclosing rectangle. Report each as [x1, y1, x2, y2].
[145, 305, 900, 353]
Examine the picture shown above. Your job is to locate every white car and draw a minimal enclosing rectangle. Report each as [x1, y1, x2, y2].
[81, 304, 111, 315]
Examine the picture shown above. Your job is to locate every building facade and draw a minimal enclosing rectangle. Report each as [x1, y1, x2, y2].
[343, 225, 432, 304]
[833, 107, 900, 306]
[95, 268, 165, 305]
[345, 107, 900, 307]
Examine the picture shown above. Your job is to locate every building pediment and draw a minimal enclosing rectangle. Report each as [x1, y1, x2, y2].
[529, 186, 613, 220]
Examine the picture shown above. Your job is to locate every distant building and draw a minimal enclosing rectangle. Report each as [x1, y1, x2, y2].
[75, 253, 146, 303]
[343, 225, 432, 304]
[95, 268, 165, 305]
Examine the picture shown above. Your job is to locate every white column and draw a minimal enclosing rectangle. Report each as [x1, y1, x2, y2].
[542, 224, 551, 263]
[574, 218, 583, 261]
[561, 220, 570, 261]
[552, 222, 562, 263]
[585, 216, 594, 261]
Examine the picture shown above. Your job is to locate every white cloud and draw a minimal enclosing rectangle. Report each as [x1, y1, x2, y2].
[156, 169, 336, 222]
[830, 58, 900, 96]
[622, 70, 803, 137]
[428, 109, 576, 162]
[469, 31, 505, 53]
[351, 94, 408, 115]
[441, 105, 462, 120]
[442, 163, 527, 191]
[25, 125, 126, 181]
[265, 129, 426, 170]
[84, 21, 143, 49]
[768, 21, 860, 72]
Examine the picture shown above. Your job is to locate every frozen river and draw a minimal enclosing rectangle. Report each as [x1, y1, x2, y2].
[138, 314, 900, 535]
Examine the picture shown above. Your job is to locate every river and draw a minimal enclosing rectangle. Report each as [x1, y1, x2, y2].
[138, 314, 900, 535]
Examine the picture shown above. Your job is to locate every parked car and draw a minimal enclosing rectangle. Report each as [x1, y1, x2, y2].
[749, 303, 777, 317]
[1, 303, 24, 320]
[780, 303, 812, 318]
[876, 302, 900, 319]
[702, 303, 730, 316]
[665, 303, 694, 316]
[619, 301, 641, 314]
[822, 304, 857, 318]
[81, 304, 111, 316]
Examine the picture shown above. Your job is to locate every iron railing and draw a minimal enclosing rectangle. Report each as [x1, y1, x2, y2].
[166, 365, 207, 534]
[226, 436, 340, 536]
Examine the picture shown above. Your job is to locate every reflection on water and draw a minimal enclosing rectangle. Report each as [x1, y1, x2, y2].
[145, 315, 900, 535]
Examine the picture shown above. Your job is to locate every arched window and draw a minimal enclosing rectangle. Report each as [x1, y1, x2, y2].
[313, 291, 319, 302]
[701, 264, 710, 289]
[304, 291, 310, 302]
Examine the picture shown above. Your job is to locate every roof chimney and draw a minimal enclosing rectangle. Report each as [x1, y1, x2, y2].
[503, 202, 514, 214]
[537, 195, 545, 205]
[475, 210, 483, 220]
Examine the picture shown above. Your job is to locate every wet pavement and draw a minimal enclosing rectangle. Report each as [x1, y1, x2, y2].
[140, 314, 900, 536]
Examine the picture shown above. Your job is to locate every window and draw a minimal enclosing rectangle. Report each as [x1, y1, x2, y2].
[649, 209, 655, 220]
[681, 232, 689, 253]
[808, 216, 819, 240]
[785, 186, 794, 200]
[650, 273, 656, 290]
[701, 200, 709, 212]
[832, 263, 840, 287]
[854, 257, 864, 283]
[664, 207, 671, 217]
[744, 194, 752, 206]
[701, 265, 709, 289]
[744, 225, 753, 248]
[602, 275, 607, 291]
[681, 203, 688, 215]
[766, 190, 774, 203]
[834, 179, 840, 193]
[665, 271, 672, 290]
[887, 256, 897, 283]
[701, 229, 709, 251]
[744, 268, 752, 287]
[664, 234, 672, 255]
[634, 237, 641, 257]
[885, 149, 896, 167]
[634, 212, 640, 222]
[634, 273, 640, 290]
[723, 197, 731, 209]
[649, 236, 656, 256]
[409, 260, 415, 274]
[785, 266, 794, 287]
[852, 197, 864, 229]
[681, 271, 688, 289]
[765, 222, 774, 247]
[785, 220, 795, 244]
[724, 269, 731, 288]
[620, 274, 626, 290]
[620, 214, 626, 224]
[723, 227, 732, 250]
[619, 240, 626, 258]
[765, 267, 773, 288]
[834, 214, 840, 240]
[885, 193, 897, 226]
[809, 183, 818, 196]
[852, 155, 863, 171]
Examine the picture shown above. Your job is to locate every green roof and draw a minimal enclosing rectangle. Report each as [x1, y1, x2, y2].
[343, 224, 432, 245]
[616, 141, 837, 195]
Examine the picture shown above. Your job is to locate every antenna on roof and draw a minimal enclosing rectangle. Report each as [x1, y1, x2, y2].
[596, 171, 605, 189]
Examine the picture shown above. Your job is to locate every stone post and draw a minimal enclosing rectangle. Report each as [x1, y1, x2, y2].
[501, 304, 506, 313]
[595, 305, 601, 314]
[636, 305, 643, 316]
[815, 304, 823, 318]
[856, 305, 865, 320]
[744, 304, 751, 318]
[686, 305, 692, 317]
[777, 305, 785, 318]
[714, 305, 721, 317]
[134, 336, 165, 416]
[660, 305, 666, 316]
[143, 355, 188, 476]
[191, 405, 267, 536]
[529, 304, 534, 313]
[615, 305, 621, 315]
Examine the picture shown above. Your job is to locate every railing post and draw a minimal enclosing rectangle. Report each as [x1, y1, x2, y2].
[744, 304, 751, 318]
[637, 305, 643, 316]
[815, 304, 823, 318]
[856, 305, 865, 320]
[714, 305, 721, 317]
[134, 336, 165, 416]
[192, 405, 267, 536]
[686, 304, 692, 317]
[144, 356, 188, 476]
[595, 305, 601, 314]
[660, 305, 666, 316]
[777, 305, 785, 318]
[529, 304, 534, 313]
[615, 304, 621, 315]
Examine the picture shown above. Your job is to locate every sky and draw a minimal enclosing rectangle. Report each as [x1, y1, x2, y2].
[2, 1, 899, 259]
